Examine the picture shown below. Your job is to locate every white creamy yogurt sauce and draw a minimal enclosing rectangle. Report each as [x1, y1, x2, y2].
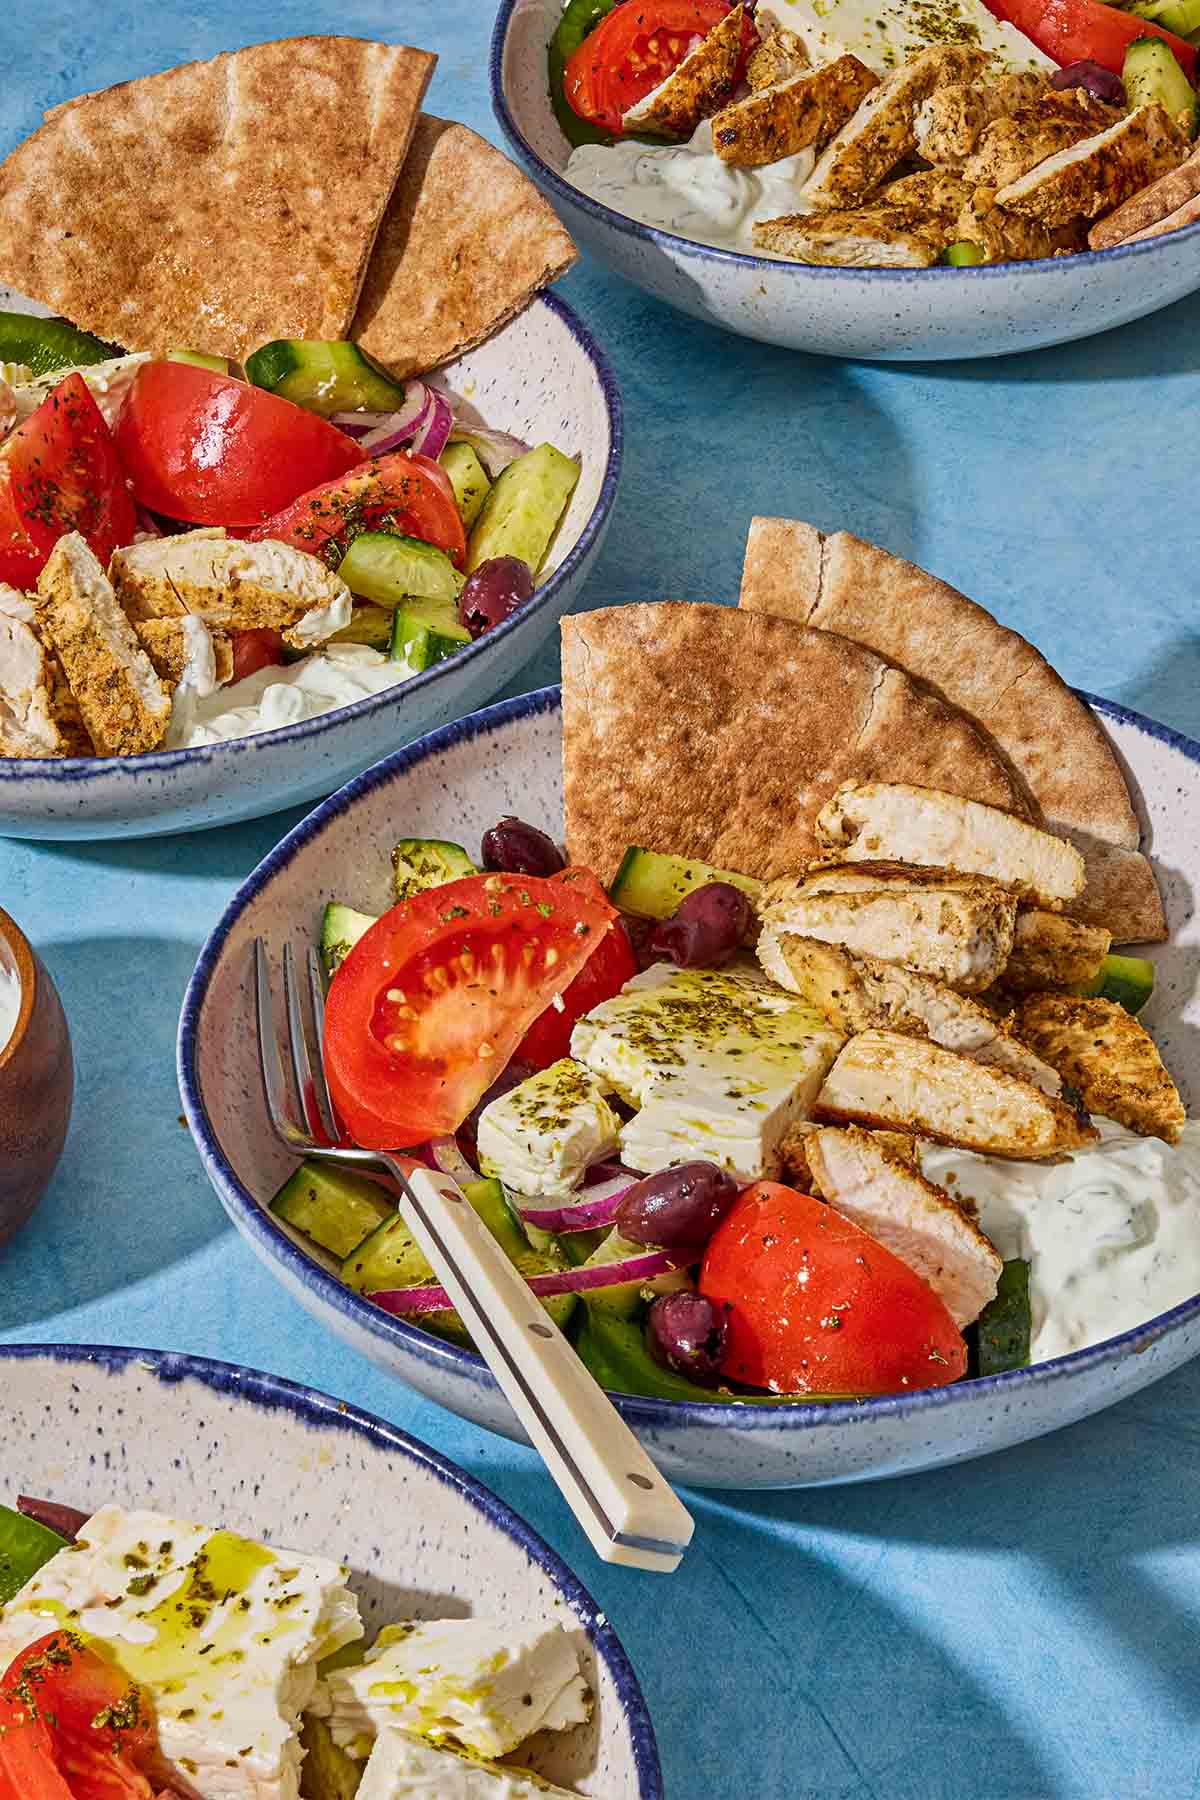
[0, 959, 21, 1054]
[166, 644, 419, 749]
[922, 1119, 1200, 1361]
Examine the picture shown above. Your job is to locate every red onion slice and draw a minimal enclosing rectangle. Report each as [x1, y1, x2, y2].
[368, 1248, 681, 1315]
[447, 424, 531, 477]
[519, 1174, 633, 1234]
[409, 386, 454, 461]
[17, 1496, 90, 1540]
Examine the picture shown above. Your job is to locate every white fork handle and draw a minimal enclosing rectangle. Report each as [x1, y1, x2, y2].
[381, 1156, 694, 1573]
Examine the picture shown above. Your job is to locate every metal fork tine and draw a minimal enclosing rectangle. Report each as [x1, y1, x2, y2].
[253, 938, 303, 1142]
[305, 946, 343, 1143]
[281, 944, 316, 1137]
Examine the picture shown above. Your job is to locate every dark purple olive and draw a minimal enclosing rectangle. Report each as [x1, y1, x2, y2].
[648, 882, 751, 968]
[459, 556, 535, 639]
[647, 1291, 729, 1384]
[480, 817, 566, 877]
[1050, 59, 1126, 104]
[615, 1161, 740, 1252]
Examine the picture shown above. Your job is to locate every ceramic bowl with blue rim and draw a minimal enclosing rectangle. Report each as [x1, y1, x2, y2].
[179, 686, 1200, 1490]
[490, 0, 1200, 363]
[0, 285, 621, 841]
[1, 1343, 662, 1798]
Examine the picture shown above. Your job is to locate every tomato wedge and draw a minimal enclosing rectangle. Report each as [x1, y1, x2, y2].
[985, 0, 1196, 76]
[0, 375, 135, 588]
[700, 1183, 967, 1395]
[0, 1632, 159, 1800]
[324, 871, 620, 1147]
[565, 0, 746, 133]
[113, 361, 365, 528]
[517, 869, 638, 1067]
[246, 450, 466, 569]
[229, 628, 285, 684]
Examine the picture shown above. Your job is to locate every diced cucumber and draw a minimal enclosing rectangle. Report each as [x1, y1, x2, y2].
[168, 348, 232, 373]
[299, 1715, 363, 1799]
[391, 838, 478, 901]
[245, 339, 406, 416]
[390, 596, 471, 672]
[579, 1229, 691, 1319]
[1132, 0, 1200, 33]
[338, 532, 463, 608]
[440, 442, 492, 531]
[573, 1311, 853, 1404]
[328, 603, 396, 653]
[1123, 36, 1198, 132]
[609, 846, 763, 929]
[270, 1160, 395, 1260]
[944, 240, 986, 266]
[0, 1504, 69, 1605]
[0, 312, 114, 378]
[1076, 952, 1156, 1014]
[466, 443, 580, 578]
[973, 1259, 1032, 1376]
[320, 902, 379, 977]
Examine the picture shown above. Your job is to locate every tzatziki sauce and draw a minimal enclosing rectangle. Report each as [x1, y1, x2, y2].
[922, 1119, 1200, 1361]
[165, 644, 420, 749]
[0, 958, 22, 1055]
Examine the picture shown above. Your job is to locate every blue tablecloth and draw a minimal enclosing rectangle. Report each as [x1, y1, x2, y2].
[4, 5, 1200, 1795]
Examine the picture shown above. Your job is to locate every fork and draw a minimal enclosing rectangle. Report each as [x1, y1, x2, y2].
[253, 939, 695, 1574]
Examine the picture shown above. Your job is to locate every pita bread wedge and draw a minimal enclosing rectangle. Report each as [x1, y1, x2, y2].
[0, 36, 435, 360]
[561, 603, 1033, 887]
[739, 519, 1164, 942]
[352, 115, 577, 379]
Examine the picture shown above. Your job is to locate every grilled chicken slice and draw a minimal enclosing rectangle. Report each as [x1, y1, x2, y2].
[963, 89, 1119, 190]
[996, 103, 1187, 228]
[622, 4, 747, 136]
[806, 1125, 1002, 1326]
[133, 616, 234, 693]
[814, 1028, 1097, 1158]
[955, 186, 1086, 260]
[815, 782, 1085, 907]
[109, 528, 352, 650]
[759, 862, 1018, 992]
[746, 19, 811, 90]
[710, 54, 878, 165]
[914, 71, 1045, 166]
[780, 1121, 920, 1187]
[801, 46, 989, 210]
[1002, 910, 1111, 992]
[1015, 994, 1184, 1144]
[754, 171, 970, 265]
[0, 584, 92, 757]
[758, 930, 1061, 1093]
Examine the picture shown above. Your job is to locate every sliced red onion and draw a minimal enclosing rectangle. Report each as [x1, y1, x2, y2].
[17, 1496, 89, 1540]
[331, 415, 382, 440]
[368, 1248, 681, 1316]
[447, 424, 532, 478]
[519, 1174, 633, 1234]
[331, 383, 436, 456]
[431, 1136, 479, 1183]
[133, 505, 162, 538]
[409, 385, 454, 460]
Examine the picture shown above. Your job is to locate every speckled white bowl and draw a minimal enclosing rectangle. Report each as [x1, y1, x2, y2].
[0, 285, 621, 839]
[1, 1343, 662, 1798]
[491, 0, 1200, 361]
[179, 686, 1200, 1490]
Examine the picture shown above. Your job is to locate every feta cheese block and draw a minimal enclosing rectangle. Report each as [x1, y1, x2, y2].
[0, 1504, 363, 1800]
[311, 1619, 590, 1761]
[357, 1728, 580, 1798]
[476, 1057, 622, 1199]
[571, 960, 845, 1182]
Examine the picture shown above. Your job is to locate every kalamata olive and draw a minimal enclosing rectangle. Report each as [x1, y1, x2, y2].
[648, 882, 751, 968]
[647, 1291, 729, 1384]
[615, 1161, 740, 1252]
[459, 556, 535, 639]
[1051, 59, 1126, 105]
[480, 817, 566, 877]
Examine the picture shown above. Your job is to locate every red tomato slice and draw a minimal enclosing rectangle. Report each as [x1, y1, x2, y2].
[565, 0, 745, 133]
[246, 450, 466, 569]
[700, 1183, 967, 1395]
[324, 871, 619, 1148]
[0, 375, 136, 588]
[985, 0, 1196, 75]
[517, 869, 638, 1067]
[114, 362, 365, 528]
[229, 628, 285, 684]
[0, 1632, 158, 1800]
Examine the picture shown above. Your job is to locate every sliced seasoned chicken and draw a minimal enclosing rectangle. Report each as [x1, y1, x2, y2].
[622, 5, 747, 137]
[801, 46, 989, 211]
[746, 19, 810, 90]
[109, 528, 353, 650]
[815, 782, 1085, 907]
[963, 89, 1119, 190]
[1003, 910, 1111, 992]
[1015, 994, 1184, 1144]
[779, 1120, 920, 1186]
[0, 591, 72, 757]
[814, 1028, 1098, 1158]
[955, 186, 1086, 260]
[757, 930, 1062, 1093]
[754, 171, 970, 265]
[806, 1125, 1002, 1326]
[996, 103, 1187, 228]
[133, 616, 234, 693]
[35, 534, 170, 756]
[710, 54, 878, 165]
[759, 862, 1018, 992]
[914, 71, 1045, 166]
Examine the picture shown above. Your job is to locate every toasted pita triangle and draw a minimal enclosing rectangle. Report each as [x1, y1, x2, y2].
[0, 36, 435, 360]
[561, 603, 1034, 887]
[352, 115, 577, 378]
[739, 519, 1164, 943]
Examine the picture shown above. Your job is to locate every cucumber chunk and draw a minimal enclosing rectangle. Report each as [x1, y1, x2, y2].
[1123, 36, 1198, 132]
[338, 532, 464, 608]
[440, 442, 492, 530]
[320, 902, 379, 977]
[609, 846, 763, 927]
[0, 1504, 69, 1606]
[1077, 952, 1156, 1014]
[299, 1715, 363, 1799]
[973, 1259, 1032, 1376]
[944, 240, 986, 265]
[0, 312, 114, 377]
[578, 1228, 691, 1319]
[168, 348, 232, 373]
[271, 1160, 395, 1260]
[573, 1311, 852, 1404]
[390, 595, 471, 672]
[391, 838, 479, 901]
[245, 339, 406, 416]
[466, 443, 580, 577]
[327, 603, 396, 653]
[1132, 0, 1200, 33]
